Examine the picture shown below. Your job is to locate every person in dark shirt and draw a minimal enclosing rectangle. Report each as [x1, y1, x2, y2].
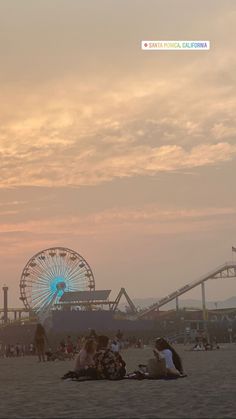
[94, 335, 126, 380]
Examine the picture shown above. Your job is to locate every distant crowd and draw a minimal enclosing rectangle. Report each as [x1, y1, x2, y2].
[192, 336, 220, 351]
[0, 329, 145, 361]
[39, 328, 145, 362]
[0, 342, 35, 358]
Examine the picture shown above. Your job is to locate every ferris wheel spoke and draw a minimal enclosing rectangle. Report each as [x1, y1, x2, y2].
[67, 276, 85, 284]
[32, 296, 50, 310]
[34, 263, 56, 282]
[54, 253, 61, 277]
[44, 254, 58, 279]
[68, 276, 91, 291]
[38, 290, 57, 309]
[66, 279, 85, 292]
[25, 279, 49, 294]
[60, 257, 68, 279]
[32, 289, 55, 308]
[69, 280, 88, 292]
[62, 255, 71, 278]
[64, 267, 81, 282]
[65, 275, 83, 289]
[43, 252, 56, 275]
[68, 283, 86, 292]
[31, 287, 52, 301]
[31, 286, 51, 296]
[65, 265, 87, 282]
[52, 252, 62, 277]
[31, 282, 52, 295]
[65, 253, 83, 273]
[29, 265, 55, 283]
[49, 256, 63, 280]
[36, 257, 57, 281]
[66, 268, 89, 284]
[31, 285, 51, 296]
[55, 255, 61, 278]
[44, 263, 61, 286]
[61, 258, 67, 278]
[29, 274, 53, 286]
[68, 268, 84, 278]
[59, 252, 67, 274]
[63, 261, 79, 282]
[43, 263, 57, 282]
[67, 274, 87, 288]
[29, 269, 53, 283]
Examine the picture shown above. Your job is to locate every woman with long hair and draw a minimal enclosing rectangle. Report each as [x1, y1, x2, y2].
[126, 337, 185, 380]
[62, 338, 97, 380]
[34, 323, 48, 362]
[154, 337, 184, 376]
[74, 338, 97, 372]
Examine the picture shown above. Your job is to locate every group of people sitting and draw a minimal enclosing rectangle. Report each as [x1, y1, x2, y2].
[62, 335, 186, 381]
[192, 336, 220, 351]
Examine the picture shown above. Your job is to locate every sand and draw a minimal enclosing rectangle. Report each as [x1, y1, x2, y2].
[0, 344, 235, 418]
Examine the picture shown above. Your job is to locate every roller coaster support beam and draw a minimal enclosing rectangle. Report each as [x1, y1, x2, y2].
[201, 282, 208, 332]
[176, 296, 179, 312]
[2, 286, 9, 324]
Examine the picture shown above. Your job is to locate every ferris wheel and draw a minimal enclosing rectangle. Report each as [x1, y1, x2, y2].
[19, 247, 95, 312]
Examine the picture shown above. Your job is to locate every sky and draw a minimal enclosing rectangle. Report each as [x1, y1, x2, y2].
[0, 0, 236, 308]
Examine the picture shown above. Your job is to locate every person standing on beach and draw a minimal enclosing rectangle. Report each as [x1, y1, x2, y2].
[34, 323, 48, 362]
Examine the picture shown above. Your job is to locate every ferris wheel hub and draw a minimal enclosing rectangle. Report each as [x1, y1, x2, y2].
[56, 281, 66, 291]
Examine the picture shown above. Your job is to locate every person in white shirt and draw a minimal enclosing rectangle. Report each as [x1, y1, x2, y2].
[154, 337, 184, 377]
[111, 339, 120, 353]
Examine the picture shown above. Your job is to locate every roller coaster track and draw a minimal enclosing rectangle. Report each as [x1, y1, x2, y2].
[138, 262, 236, 318]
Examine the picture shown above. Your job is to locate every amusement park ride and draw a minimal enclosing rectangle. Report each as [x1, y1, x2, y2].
[0, 247, 138, 326]
[1, 246, 236, 327]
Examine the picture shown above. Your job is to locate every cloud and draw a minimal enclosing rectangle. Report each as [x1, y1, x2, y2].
[0, 68, 236, 188]
[1, 205, 235, 237]
[0, 2, 235, 188]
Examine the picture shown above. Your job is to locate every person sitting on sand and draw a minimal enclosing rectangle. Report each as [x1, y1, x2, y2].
[45, 347, 54, 361]
[154, 337, 184, 377]
[74, 338, 97, 372]
[34, 323, 48, 362]
[93, 335, 126, 380]
[193, 342, 205, 351]
[62, 338, 97, 380]
[126, 337, 185, 380]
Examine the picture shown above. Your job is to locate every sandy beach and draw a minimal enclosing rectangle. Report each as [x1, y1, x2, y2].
[0, 344, 235, 418]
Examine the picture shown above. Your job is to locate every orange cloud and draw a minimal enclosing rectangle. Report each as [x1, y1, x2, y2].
[1, 205, 235, 236]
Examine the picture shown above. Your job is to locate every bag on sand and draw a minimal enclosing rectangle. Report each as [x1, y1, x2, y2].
[147, 357, 167, 378]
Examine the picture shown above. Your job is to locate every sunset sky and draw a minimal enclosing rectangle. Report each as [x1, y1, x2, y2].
[1, 0, 236, 307]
